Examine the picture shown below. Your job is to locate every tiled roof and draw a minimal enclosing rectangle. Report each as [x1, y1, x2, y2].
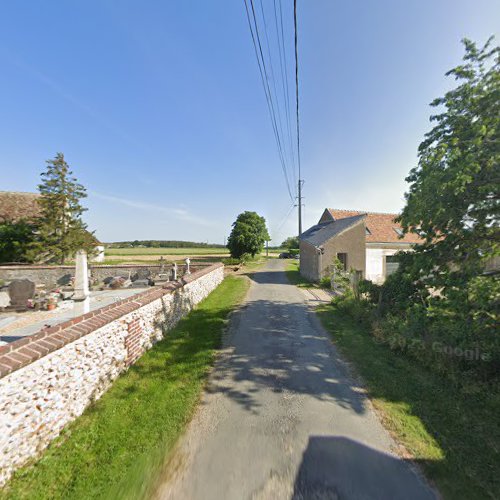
[0, 191, 41, 223]
[0, 191, 100, 244]
[325, 209, 421, 244]
[301, 214, 366, 247]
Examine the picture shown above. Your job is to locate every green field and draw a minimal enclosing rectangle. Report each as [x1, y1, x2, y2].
[106, 247, 229, 256]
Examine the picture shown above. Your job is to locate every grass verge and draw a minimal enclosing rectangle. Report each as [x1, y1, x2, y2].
[315, 301, 499, 500]
[285, 261, 315, 288]
[2, 275, 250, 500]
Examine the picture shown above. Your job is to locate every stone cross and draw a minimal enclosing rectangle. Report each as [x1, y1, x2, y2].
[170, 262, 178, 281]
[73, 250, 89, 301]
[185, 258, 191, 275]
[159, 256, 166, 274]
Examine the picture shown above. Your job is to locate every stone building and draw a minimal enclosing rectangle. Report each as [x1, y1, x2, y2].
[0, 191, 105, 262]
[299, 209, 420, 283]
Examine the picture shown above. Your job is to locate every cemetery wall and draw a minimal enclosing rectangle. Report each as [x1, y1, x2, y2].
[0, 263, 200, 288]
[0, 263, 224, 486]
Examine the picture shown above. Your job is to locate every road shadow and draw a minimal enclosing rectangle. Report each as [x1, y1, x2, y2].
[205, 264, 367, 415]
[292, 436, 436, 500]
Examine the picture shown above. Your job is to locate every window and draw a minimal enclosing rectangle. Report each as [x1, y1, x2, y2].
[385, 255, 399, 277]
[337, 253, 348, 271]
[393, 227, 404, 237]
[365, 227, 372, 236]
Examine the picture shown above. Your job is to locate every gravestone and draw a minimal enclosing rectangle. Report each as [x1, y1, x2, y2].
[134, 269, 151, 281]
[8, 279, 35, 310]
[132, 279, 150, 288]
[185, 258, 191, 276]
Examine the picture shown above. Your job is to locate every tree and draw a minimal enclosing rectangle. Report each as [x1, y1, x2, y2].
[0, 220, 36, 263]
[36, 153, 95, 264]
[281, 236, 299, 249]
[398, 38, 500, 287]
[227, 211, 270, 258]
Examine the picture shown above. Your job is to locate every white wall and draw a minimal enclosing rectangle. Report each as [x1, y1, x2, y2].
[366, 247, 400, 284]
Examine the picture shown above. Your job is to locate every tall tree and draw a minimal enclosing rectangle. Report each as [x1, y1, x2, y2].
[227, 211, 270, 258]
[399, 38, 500, 286]
[37, 153, 95, 264]
[281, 236, 299, 249]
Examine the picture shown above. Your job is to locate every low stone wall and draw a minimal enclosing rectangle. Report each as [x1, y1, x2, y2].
[0, 263, 224, 486]
[0, 264, 199, 288]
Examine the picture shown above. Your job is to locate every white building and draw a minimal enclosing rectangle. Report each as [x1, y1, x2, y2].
[300, 209, 421, 283]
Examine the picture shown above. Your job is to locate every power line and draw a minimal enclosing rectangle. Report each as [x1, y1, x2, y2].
[243, 0, 295, 202]
[274, 0, 297, 190]
[273, 202, 296, 239]
[294, 0, 303, 238]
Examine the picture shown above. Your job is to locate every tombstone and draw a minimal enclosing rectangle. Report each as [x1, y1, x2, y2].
[185, 258, 191, 276]
[132, 279, 150, 288]
[159, 256, 166, 275]
[134, 268, 151, 281]
[73, 250, 89, 301]
[170, 262, 178, 281]
[8, 279, 35, 310]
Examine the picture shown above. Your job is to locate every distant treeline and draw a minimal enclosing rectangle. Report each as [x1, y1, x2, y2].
[106, 240, 226, 248]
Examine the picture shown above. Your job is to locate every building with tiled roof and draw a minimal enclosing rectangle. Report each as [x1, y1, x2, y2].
[0, 191, 42, 223]
[300, 208, 421, 283]
[0, 191, 104, 261]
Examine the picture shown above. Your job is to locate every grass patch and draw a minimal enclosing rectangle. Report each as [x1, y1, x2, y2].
[316, 302, 500, 500]
[2, 275, 250, 500]
[285, 261, 316, 288]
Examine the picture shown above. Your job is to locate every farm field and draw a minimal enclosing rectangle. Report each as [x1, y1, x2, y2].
[102, 247, 284, 264]
[105, 247, 229, 256]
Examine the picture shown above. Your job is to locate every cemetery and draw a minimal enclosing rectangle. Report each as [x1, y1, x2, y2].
[0, 253, 200, 346]
[0, 256, 224, 485]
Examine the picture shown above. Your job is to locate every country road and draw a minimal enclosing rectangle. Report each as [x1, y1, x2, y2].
[157, 259, 436, 500]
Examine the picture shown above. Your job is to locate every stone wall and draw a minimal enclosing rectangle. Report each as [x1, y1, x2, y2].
[0, 263, 201, 288]
[0, 263, 224, 486]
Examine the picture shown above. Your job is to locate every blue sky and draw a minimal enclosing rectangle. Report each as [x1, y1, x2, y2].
[1, 1, 499, 244]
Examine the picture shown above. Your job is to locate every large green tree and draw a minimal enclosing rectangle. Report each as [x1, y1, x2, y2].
[36, 153, 95, 264]
[399, 38, 499, 287]
[227, 211, 270, 258]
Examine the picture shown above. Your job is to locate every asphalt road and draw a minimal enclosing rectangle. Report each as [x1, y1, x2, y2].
[157, 259, 437, 500]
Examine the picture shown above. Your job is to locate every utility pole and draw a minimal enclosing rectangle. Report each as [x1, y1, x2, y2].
[298, 179, 303, 239]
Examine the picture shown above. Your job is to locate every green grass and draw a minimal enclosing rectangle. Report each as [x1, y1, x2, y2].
[315, 302, 500, 500]
[2, 275, 250, 500]
[106, 247, 229, 256]
[285, 261, 316, 288]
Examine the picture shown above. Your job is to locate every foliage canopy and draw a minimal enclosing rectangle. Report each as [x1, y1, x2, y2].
[227, 211, 270, 258]
[36, 153, 95, 264]
[399, 38, 499, 286]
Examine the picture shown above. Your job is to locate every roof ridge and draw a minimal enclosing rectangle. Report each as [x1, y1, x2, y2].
[0, 191, 40, 196]
[328, 208, 400, 217]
